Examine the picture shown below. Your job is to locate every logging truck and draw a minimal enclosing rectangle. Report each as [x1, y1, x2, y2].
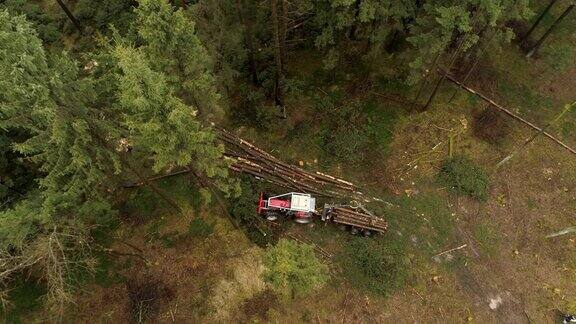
[257, 192, 388, 235]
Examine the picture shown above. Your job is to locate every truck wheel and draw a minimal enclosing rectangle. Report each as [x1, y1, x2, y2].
[362, 230, 372, 237]
[294, 211, 312, 224]
[350, 227, 359, 235]
[266, 212, 278, 221]
[294, 216, 312, 224]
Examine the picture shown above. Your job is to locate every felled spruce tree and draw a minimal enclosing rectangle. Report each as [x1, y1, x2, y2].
[114, 0, 237, 196]
[133, 0, 222, 119]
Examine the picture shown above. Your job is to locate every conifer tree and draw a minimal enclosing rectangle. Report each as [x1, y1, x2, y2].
[0, 10, 121, 317]
[113, 43, 235, 195]
[408, 0, 532, 84]
[134, 0, 221, 119]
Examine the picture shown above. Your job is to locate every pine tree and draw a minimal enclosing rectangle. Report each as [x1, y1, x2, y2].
[311, 0, 418, 68]
[192, 0, 250, 89]
[0, 11, 122, 216]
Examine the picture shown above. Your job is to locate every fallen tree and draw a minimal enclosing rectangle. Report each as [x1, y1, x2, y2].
[441, 71, 576, 156]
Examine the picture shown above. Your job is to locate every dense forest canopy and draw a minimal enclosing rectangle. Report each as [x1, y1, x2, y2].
[1, 0, 575, 322]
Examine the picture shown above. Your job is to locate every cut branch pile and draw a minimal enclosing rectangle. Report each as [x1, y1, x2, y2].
[215, 127, 376, 201]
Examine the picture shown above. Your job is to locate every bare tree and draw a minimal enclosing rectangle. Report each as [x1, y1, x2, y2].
[0, 228, 95, 321]
[527, 4, 575, 58]
[520, 0, 559, 43]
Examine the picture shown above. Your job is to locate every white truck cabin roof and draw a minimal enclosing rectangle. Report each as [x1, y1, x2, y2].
[267, 192, 316, 212]
[290, 193, 315, 212]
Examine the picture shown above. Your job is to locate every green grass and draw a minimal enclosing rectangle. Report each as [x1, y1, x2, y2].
[541, 42, 576, 73]
[188, 217, 215, 238]
[474, 223, 500, 256]
[336, 192, 456, 296]
[496, 77, 554, 114]
[364, 99, 399, 155]
[338, 236, 409, 296]
[380, 193, 456, 256]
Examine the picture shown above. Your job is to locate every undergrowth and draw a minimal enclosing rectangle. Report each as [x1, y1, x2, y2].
[339, 236, 408, 296]
[0, 277, 46, 324]
[263, 239, 328, 299]
[188, 217, 215, 237]
[228, 177, 282, 247]
[316, 97, 398, 165]
[439, 155, 489, 200]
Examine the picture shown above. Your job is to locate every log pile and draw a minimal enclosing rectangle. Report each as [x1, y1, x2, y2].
[216, 127, 367, 199]
[330, 207, 388, 234]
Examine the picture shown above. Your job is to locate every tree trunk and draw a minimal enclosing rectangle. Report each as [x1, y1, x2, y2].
[423, 33, 468, 110]
[423, 74, 445, 111]
[55, 0, 82, 33]
[448, 27, 499, 103]
[521, 0, 558, 43]
[271, 0, 286, 117]
[527, 4, 574, 58]
[347, 0, 361, 40]
[280, 0, 288, 62]
[413, 50, 442, 108]
[236, 0, 260, 84]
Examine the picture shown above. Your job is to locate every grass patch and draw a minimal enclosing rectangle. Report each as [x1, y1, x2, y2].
[382, 193, 456, 256]
[474, 223, 500, 256]
[339, 236, 409, 296]
[364, 99, 399, 154]
[541, 42, 576, 73]
[338, 193, 455, 296]
[498, 81, 554, 114]
[188, 217, 215, 238]
[439, 155, 489, 200]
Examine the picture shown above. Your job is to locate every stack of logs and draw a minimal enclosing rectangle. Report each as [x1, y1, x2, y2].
[216, 127, 364, 199]
[330, 207, 388, 234]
